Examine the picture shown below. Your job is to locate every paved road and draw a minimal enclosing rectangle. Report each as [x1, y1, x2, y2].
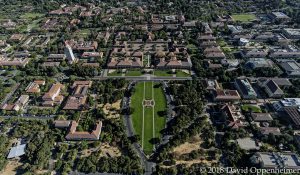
[122, 82, 156, 175]
[160, 82, 175, 145]
[0, 115, 55, 120]
[94, 72, 192, 81]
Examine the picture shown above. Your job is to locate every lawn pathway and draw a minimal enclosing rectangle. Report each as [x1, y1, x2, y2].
[152, 81, 155, 150]
[142, 81, 145, 149]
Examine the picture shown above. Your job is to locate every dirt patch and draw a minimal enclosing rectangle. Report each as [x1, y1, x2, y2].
[172, 136, 202, 156]
[2, 160, 22, 175]
[102, 100, 121, 119]
[100, 143, 121, 157]
[81, 149, 94, 158]
[175, 159, 218, 167]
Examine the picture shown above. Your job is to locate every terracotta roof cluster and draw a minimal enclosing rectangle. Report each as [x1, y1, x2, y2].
[25, 80, 45, 93]
[214, 89, 241, 101]
[222, 104, 245, 129]
[204, 47, 226, 59]
[108, 50, 143, 68]
[66, 40, 98, 51]
[251, 113, 273, 122]
[81, 52, 103, 58]
[42, 83, 64, 106]
[9, 34, 24, 41]
[156, 48, 192, 69]
[53, 120, 71, 128]
[0, 55, 30, 67]
[63, 81, 92, 110]
[260, 127, 281, 135]
[65, 120, 102, 140]
[2, 95, 29, 111]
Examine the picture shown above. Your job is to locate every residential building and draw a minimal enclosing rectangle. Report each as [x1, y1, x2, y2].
[234, 79, 257, 99]
[65, 120, 102, 140]
[53, 120, 71, 128]
[257, 78, 292, 89]
[238, 38, 249, 46]
[279, 60, 300, 77]
[0, 55, 30, 67]
[205, 79, 220, 90]
[81, 52, 103, 59]
[260, 80, 284, 98]
[273, 98, 300, 112]
[25, 80, 45, 93]
[222, 104, 246, 129]
[284, 107, 300, 127]
[269, 50, 300, 59]
[251, 113, 273, 122]
[268, 12, 291, 23]
[283, 28, 300, 39]
[66, 40, 98, 51]
[64, 43, 77, 64]
[228, 25, 243, 34]
[63, 81, 92, 110]
[245, 58, 274, 69]
[259, 127, 281, 135]
[9, 34, 24, 42]
[241, 49, 268, 58]
[42, 83, 64, 106]
[213, 89, 241, 101]
[2, 95, 29, 112]
[204, 47, 226, 59]
[42, 62, 60, 67]
[47, 54, 66, 62]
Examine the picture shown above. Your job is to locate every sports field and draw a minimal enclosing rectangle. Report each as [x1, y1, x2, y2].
[131, 82, 167, 154]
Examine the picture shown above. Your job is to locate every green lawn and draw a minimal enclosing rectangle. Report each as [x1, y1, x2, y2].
[176, 71, 190, 77]
[154, 70, 190, 77]
[108, 70, 122, 76]
[74, 29, 91, 38]
[126, 70, 143, 76]
[232, 14, 256, 22]
[131, 82, 166, 154]
[154, 70, 173, 77]
[241, 105, 262, 113]
[20, 13, 44, 19]
[153, 84, 167, 140]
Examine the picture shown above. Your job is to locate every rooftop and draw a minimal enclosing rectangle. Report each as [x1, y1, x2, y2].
[7, 144, 26, 159]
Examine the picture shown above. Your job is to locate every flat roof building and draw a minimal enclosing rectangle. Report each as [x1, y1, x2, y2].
[234, 79, 257, 99]
[279, 60, 300, 77]
[252, 152, 300, 169]
[283, 28, 300, 39]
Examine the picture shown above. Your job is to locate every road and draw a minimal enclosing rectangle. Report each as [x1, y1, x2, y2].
[159, 82, 175, 145]
[0, 114, 55, 120]
[95, 69, 192, 81]
[94, 75, 192, 81]
[122, 82, 156, 175]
